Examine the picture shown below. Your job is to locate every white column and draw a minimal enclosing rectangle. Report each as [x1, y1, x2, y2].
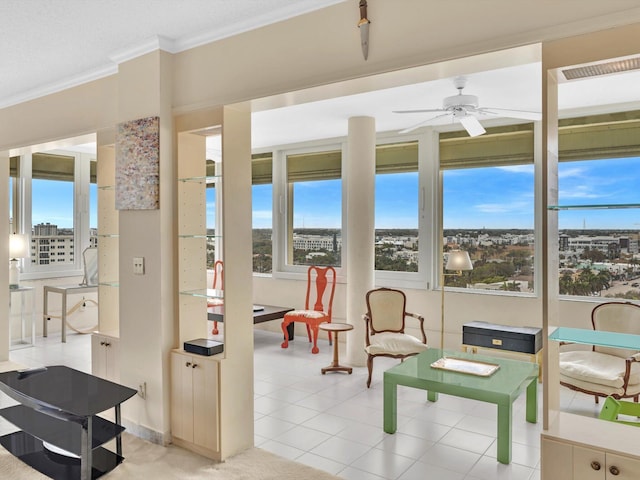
[345, 116, 375, 366]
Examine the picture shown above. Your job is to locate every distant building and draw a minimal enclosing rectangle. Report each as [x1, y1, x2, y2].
[30, 223, 97, 266]
[293, 233, 342, 252]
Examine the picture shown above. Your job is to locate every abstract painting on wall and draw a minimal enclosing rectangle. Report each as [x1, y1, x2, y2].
[115, 115, 160, 210]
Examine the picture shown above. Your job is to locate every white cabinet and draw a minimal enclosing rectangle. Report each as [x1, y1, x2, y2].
[542, 414, 640, 480]
[170, 350, 219, 458]
[91, 332, 120, 382]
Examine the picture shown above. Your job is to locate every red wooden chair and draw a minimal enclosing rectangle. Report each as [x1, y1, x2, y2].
[208, 260, 224, 335]
[281, 266, 336, 354]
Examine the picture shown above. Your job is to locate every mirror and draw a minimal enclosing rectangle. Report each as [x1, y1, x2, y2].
[82, 246, 98, 286]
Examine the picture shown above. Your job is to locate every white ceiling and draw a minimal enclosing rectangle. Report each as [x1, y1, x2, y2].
[3, 0, 640, 153]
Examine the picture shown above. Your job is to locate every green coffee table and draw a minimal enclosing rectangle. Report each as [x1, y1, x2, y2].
[383, 348, 538, 464]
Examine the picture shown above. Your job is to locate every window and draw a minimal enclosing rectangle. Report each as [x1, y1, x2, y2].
[558, 155, 640, 299]
[284, 146, 342, 268]
[252, 153, 273, 273]
[10, 137, 96, 278]
[375, 141, 419, 273]
[441, 125, 536, 293]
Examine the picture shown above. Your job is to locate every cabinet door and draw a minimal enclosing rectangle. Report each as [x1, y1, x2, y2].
[192, 357, 219, 452]
[171, 352, 195, 442]
[574, 446, 606, 480]
[105, 337, 120, 383]
[541, 438, 574, 479]
[606, 453, 640, 479]
[91, 334, 106, 379]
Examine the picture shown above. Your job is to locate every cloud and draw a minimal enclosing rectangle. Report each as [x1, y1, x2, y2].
[474, 201, 530, 214]
[559, 185, 609, 199]
[496, 165, 534, 174]
[252, 210, 272, 220]
[558, 167, 585, 178]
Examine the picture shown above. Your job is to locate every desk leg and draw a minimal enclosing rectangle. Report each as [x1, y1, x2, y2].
[383, 377, 397, 433]
[43, 288, 49, 338]
[496, 401, 512, 464]
[61, 292, 67, 343]
[81, 416, 93, 480]
[526, 377, 538, 424]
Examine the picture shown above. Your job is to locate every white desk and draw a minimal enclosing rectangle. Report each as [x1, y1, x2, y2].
[9, 286, 35, 350]
[43, 284, 98, 343]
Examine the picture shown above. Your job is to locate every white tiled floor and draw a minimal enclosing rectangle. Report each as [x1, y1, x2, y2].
[5, 329, 598, 480]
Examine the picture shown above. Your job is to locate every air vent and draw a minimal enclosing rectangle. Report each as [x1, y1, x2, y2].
[562, 57, 640, 80]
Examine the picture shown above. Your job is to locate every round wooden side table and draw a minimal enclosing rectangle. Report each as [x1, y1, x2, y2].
[318, 322, 354, 374]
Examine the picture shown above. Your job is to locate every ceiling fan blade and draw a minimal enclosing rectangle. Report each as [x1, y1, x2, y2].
[393, 108, 446, 114]
[477, 107, 541, 121]
[398, 113, 450, 134]
[459, 115, 486, 137]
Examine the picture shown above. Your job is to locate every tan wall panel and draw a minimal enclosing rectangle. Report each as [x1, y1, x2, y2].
[0, 76, 116, 151]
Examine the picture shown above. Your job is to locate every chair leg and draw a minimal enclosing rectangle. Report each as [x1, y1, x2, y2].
[281, 320, 291, 348]
[310, 324, 320, 354]
[366, 356, 373, 388]
[306, 323, 312, 343]
[211, 321, 219, 335]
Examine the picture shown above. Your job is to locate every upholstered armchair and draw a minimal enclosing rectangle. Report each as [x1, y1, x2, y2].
[363, 287, 428, 388]
[559, 301, 640, 403]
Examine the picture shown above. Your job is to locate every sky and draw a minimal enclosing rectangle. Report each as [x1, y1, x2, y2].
[30, 156, 639, 232]
[244, 156, 640, 231]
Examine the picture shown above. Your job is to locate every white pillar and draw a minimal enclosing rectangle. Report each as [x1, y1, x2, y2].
[345, 116, 375, 367]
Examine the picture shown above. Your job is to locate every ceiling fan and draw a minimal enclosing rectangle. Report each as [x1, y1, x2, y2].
[394, 76, 541, 137]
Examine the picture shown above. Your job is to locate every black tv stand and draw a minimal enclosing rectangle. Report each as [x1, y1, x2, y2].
[0, 365, 136, 479]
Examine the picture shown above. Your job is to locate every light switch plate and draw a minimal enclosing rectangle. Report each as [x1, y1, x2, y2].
[133, 257, 145, 275]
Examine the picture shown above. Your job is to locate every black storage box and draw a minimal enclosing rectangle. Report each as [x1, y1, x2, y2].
[462, 321, 542, 354]
[184, 338, 224, 356]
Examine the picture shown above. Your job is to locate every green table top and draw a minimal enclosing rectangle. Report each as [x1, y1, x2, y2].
[384, 348, 538, 398]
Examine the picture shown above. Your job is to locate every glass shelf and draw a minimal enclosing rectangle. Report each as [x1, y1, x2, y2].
[179, 288, 223, 300]
[178, 234, 221, 239]
[178, 175, 221, 185]
[548, 203, 640, 210]
[98, 185, 115, 191]
[549, 326, 640, 350]
[97, 234, 119, 238]
[99, 281, 120, 288]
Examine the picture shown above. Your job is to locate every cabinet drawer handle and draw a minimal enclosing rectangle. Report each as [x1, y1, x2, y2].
[590, 461, 601, 471]
[191, 363, 198, 369]
[185, 362, 191, 367]
[609, 465, 620, 476]
[104, 342, 110, 347]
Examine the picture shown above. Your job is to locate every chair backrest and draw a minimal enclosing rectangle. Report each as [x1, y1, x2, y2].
[304, 266, 336, 319]
[212, 260, 224, 290]
[365, 287, 406, 333]
[592, 301, 640, 358]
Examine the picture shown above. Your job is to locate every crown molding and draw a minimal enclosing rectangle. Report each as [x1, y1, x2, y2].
[109, 35, 177, 64]
[0, 64, 117, 110]
[172, 0, 346, 52]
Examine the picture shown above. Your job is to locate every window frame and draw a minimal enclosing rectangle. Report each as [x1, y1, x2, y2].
[373, 132, 435, 290]
[14, 148, 95, 280]
[272, 140, 346, 279]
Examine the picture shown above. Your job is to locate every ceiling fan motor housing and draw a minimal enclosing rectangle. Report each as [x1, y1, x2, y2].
[443, 93, 479, 111]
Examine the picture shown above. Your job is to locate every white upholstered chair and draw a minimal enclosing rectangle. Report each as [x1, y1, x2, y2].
[363, 287, 428, 388]
[559, 301, 640, 403]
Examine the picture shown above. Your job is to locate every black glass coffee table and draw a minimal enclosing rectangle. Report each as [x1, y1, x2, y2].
[0, 365, 136, 479]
